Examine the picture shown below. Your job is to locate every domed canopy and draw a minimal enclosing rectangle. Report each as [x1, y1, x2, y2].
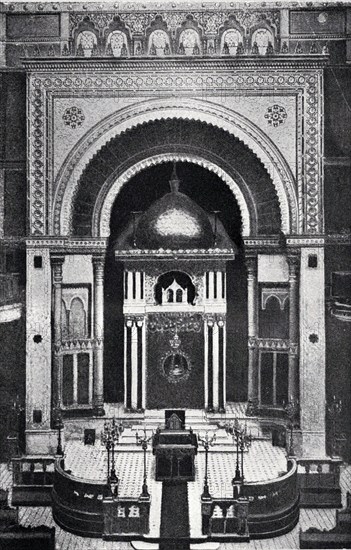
[135, 166, 214, 250]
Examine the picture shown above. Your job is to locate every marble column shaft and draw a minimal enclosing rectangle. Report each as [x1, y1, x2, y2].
[92, 255, 105, 416]
[246, 255, 258, 402]
[51, 255, 65, 411]
[288, 254, 300, 403]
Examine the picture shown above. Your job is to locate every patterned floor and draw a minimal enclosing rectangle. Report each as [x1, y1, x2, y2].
[63, 439, 286, 488]
[1, 447, 351, 550]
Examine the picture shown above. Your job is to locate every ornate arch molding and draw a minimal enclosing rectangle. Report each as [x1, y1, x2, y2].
[94, 153, 252, 238]
[54, 98, 298, 236]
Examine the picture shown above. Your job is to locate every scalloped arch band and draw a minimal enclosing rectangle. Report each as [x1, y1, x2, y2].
[94, 154, 251, 238]
[54, 98, 298, 237]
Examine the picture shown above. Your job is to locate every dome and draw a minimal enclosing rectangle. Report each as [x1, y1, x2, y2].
[135, 166, 214, 250]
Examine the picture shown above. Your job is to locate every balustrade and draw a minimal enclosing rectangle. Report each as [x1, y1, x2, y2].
[12, 457, 55, 506]
[298, 458, 342, 508]
[52, 458, 150, 538]
[201, 459, 299, 539]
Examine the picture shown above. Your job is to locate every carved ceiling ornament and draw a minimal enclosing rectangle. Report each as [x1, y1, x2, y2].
[50, 94, 297, 236]
[26, 62, 323, 238]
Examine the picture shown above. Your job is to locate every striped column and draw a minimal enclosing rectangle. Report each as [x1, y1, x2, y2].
[204, 316, 226, 412]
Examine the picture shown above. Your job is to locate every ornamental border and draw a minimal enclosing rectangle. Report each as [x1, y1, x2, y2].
[27, 64, 323, 237]
[54, 96, 297, 235]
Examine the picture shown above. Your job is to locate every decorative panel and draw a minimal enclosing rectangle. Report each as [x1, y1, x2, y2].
[290, 10, 345, 36]
[147, 313, 204, 408]
[6, 14, 61, 39]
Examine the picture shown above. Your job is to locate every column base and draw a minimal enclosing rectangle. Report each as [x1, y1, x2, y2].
[93, 404, 105, 417]
[25, 429, 59, 455]
[296, 429, 327, 459]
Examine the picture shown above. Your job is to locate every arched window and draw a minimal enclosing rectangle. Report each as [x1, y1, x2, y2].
[106, 30, 128, 57]
[221, 29, 243, 55]
[167, 289, 174, 303]
[155, 271, 196, 305]
[251, 28, 274, 55]
[61, 299, 69, 339]
[259, 292, 289, 339]
[76, 30, 97, 57]
[69, 297, 86, 339]
[179, 28, 201, 55]
[148, 29, 171, 56]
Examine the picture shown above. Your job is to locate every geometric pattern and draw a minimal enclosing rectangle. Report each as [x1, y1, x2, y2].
[62, 106, 85, 129]
[27, 61, 323, 237]
[265, 104, 287, 127]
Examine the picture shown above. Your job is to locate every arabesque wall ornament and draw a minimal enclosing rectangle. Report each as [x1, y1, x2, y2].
[25, 59, 324, 237]
[62, 106, 85, 129]
[51, 93, 298, 236]
[264, 104, 287, 127]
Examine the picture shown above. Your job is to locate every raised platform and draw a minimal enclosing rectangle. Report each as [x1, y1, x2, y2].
[1, 462, 351, 550]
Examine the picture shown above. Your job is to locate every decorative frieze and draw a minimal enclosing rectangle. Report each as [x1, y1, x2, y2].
[148, 312, 203, 333]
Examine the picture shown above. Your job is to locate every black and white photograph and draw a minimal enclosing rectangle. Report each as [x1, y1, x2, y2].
[0, 0, 350, 548]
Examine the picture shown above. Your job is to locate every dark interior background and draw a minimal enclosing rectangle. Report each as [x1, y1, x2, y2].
[103, 161, 248, 403]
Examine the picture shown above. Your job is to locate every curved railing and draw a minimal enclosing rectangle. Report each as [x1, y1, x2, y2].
[202, 459, 299, 540]
[243, 458, 299, 537]
[52, 458, 106, 537]
[52, 458, 151, 539]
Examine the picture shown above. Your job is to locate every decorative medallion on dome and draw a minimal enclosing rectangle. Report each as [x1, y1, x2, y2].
[135, 164, 214, 250]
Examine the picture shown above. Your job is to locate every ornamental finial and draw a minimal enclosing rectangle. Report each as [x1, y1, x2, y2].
[169, 163, 180, 193]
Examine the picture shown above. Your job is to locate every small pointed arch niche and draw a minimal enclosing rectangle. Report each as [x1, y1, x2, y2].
[155, 271, 196, 305]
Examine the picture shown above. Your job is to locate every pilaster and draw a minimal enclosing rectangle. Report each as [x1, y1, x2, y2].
[299, 247, 326, 458]
[25, 245, 56, 454]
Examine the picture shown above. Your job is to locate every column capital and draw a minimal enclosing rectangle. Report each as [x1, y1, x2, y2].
[51, 255, 65, 283]
[92, 254, 105, 267]
[50, 254, 65, 266]
[287, 252, 300, 276]
[245, 253, 258, 275]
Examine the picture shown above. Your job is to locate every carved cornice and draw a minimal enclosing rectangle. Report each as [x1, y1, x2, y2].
[2, 2, 343, 13]
[249, 337, 297, 353]
[60, 339, 94, 352]
[23, 57, 328, 72]
[286, 236, 325, 247]
[25, 237, 108, 253]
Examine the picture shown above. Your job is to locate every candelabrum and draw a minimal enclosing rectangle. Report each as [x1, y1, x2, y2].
[327, 395, 342, 458]
[135, 427, 153, 499]
[225, 419, 252, 489]
[198, 431, 216, 500]
[53, 406, 64, 456]
[284, 398, 299, 457]
[101, 418, 124, 493]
